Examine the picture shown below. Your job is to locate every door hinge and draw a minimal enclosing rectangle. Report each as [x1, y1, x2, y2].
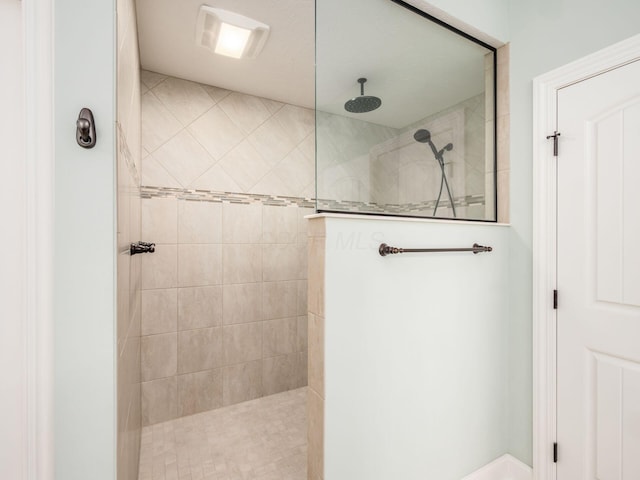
[553, 442, 558, 463]
[553, 290, 558, 309]
[546, 131, 561, 156]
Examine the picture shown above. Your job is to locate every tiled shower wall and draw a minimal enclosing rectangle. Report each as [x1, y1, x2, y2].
[116, 0, 142, 477]
[138, 71, 312, 425]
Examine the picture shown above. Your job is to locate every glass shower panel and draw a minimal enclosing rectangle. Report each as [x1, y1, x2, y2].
[316, 0, 496, 221]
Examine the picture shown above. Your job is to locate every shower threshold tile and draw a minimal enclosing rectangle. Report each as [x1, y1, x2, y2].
[138, 387, 307, 480]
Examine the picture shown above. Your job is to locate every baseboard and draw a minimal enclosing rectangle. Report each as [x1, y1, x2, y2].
[461, 454, 533, 480]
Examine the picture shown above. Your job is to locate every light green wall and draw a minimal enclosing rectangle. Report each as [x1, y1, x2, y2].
[507, 0, 640, 465]
[54, 0, 116, 479]
[424, 0, 640, 467]
[421, 0, 509, 42]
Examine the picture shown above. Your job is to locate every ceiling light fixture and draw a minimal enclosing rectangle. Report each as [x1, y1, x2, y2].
[196, 6, 270, 59]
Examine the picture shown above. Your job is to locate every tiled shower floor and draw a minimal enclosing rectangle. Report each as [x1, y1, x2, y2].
[138, 388, 307, 480]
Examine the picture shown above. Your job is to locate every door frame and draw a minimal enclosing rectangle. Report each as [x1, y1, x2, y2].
[532, 33, 640, 480]
[22, 0, 55, 479]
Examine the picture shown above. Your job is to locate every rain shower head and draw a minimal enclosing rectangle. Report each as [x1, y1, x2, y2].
[344, 78, 382, 113]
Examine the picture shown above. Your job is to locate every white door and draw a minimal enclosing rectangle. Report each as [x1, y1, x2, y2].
[557, 59, 640, 478]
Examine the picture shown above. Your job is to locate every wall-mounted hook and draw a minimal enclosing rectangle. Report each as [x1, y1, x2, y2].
[76, 108, 96, 148]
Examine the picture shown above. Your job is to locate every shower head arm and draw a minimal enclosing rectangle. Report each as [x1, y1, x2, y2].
[358, 77, 367, 96]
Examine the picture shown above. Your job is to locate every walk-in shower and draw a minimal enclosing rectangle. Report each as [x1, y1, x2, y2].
[316, 0, 496, 221]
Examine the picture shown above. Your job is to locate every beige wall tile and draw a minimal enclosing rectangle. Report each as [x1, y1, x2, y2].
[140, 70, 166, 90]
[260, 97, 284, 116]
[129, 291, 141, 339]
[177, 327, 223, 374]
[152, 76, 214, 126]
[307, 388, 324, 480]
[188, 105, 245, 160]
[298, 132, 315, 162]
[262, 206, 298, 244]
[178, 244, 222, 287]
[139, 73, 321, 418]
[188, 164, 242, 193]
[141, 377, 177, 425]
[497, 42, 509, 66]
[272, 105, 314, 145]
[141, 155, 181, 189]
[177, 369, 223, 417]
[223, 283, 263, 325]
[275, 147, 314, 197]
[307, 217, 325, 238]
[141, 244, 177, 290]
[117, 254, 131, 338]
[247, 116, 296, 167]
[118, 335, 141, 395]
[218, 92, 271, 135]
[297, 280, 308, 316]
[297, 315, 308, 352]
[153, 131, 216, 188]
[202, 84, 231, 104]
[178, 199, 222, 244]
[223, 244, 262, 284]
[497, 47, 510, 119]
[297, 208, 313, 244]
[497, 114, 510, 173]
[223, 322, 263, 365]
[263, 317, 297, 357]
[223, 360, 263, 406]
[141, 91, 181, 153]
[497, 169, 510, 224]
[141, 333, 177, 381]
[308, 236, 325, 317]
[263, 354, 298, 396]
[141, 197, 177, 244]
[252, 171, 295, 197]
[118, 14, 142, 473]
[141, 288, 177, 335]
[308, 314, 324, 397]
[298, 351, 308, 387]
[262, 244, 306, 282]
[218, 140, 272, 193]
[263, 281, 297, 320]
[178, 285, 222, 331]
[222, 203, 262, 244]
[297, 244, 308, 281]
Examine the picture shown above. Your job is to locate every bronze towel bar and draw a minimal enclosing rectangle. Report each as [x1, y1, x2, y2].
[378, 243, 492, 256]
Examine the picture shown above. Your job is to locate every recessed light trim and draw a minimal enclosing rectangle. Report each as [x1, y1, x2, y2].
[196, 6, 270, 59]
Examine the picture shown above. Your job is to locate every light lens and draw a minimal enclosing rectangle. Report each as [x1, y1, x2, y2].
[215, 23, 251, 58]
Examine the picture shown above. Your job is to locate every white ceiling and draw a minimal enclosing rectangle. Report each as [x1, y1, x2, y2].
[135, 0, 491, 129]
[136, 0, 315, 108]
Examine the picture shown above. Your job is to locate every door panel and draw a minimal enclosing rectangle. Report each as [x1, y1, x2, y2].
[557, 59, 640, 479]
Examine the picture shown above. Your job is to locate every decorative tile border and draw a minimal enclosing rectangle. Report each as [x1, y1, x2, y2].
[316, 193, 485, 214]
[142, 185, 484, 216]
[141, 185, 316, 208]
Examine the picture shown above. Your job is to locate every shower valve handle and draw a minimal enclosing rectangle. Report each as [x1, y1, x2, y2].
[130, 241, 156, 256]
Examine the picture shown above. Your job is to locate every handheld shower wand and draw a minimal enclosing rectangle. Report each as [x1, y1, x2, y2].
[413, 129, 457, 217]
